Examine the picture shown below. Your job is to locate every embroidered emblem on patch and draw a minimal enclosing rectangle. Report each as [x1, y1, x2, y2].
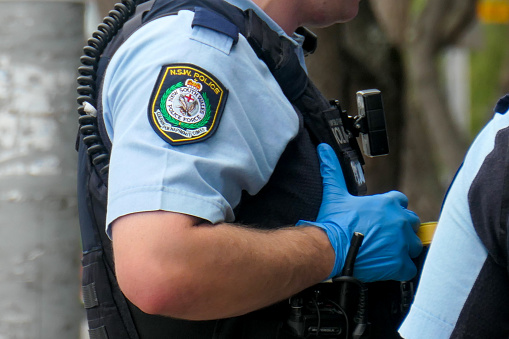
[148, 63, 228, 145]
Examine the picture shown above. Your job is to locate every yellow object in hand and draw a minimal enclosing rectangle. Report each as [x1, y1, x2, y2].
[417, 222, 437, 246]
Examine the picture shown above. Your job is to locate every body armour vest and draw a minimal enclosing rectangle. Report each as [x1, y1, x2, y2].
[76, 1, 400, 338]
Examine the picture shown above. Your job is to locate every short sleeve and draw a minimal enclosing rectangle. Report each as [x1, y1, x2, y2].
[101, 11, 300, 236]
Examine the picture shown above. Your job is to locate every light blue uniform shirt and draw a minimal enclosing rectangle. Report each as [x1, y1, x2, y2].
[399, 109, 509, 338]
[102, 0, 307, 237]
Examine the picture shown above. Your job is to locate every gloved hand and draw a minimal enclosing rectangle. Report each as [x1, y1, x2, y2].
[297, 143, 422, 282]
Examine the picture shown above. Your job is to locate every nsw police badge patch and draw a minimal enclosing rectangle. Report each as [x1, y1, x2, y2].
[148, 63, 228, 145]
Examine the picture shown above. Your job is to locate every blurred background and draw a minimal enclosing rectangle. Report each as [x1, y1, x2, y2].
[0, 0, 507, 338]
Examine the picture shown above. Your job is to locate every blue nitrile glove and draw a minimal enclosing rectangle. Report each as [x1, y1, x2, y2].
[297, 143, 422, 282]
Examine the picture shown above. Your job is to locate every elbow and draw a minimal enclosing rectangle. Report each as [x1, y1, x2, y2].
[111, 211, 207, 318]
[116, 260, 199, 318]
[124, 282, 172, 316]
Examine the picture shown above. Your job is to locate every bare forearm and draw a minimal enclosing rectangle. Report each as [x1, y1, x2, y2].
[112, 211, 334, 320]
[172, 222, 333, 319]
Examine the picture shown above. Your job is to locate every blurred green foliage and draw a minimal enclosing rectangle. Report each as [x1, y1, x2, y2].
[411, 0, 427, 17]
[470, 23, 509, 136]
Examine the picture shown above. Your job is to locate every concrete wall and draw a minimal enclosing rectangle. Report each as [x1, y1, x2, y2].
[0, 1, 85, 338]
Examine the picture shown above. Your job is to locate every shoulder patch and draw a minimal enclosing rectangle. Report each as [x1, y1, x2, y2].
[148, 63, 228, 145]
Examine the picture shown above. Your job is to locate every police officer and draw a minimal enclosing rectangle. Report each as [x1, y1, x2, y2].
[399, 95, 509, 339]
[78, 0, 422, 337]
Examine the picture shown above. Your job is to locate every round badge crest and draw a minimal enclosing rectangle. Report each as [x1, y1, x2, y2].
[160, 80, 211, 129]
[166, 86, 206, 124]
[149, 64, 228, 145]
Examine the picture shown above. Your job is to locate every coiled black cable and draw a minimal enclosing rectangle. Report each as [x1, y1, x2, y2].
[76, 0, 136, 175]
[334, 276, 367, 339]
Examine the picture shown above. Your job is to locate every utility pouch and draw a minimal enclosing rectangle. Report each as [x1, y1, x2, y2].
[82, 250, 139, 339]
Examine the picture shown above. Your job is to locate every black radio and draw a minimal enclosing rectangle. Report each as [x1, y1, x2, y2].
[286, 233, 368, 339]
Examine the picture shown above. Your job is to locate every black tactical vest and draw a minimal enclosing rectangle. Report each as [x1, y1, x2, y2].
[76, 1, 398, 338]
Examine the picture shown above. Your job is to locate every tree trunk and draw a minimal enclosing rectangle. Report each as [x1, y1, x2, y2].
[0, 1, 84, 338]
[401, 0, 477, 220]
[406, 41, 466, 184]
[370, 0, 409, 46]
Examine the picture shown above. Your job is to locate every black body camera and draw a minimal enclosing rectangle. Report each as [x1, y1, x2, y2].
[303, 89, 388, 197]
[355, 90, 389, 158]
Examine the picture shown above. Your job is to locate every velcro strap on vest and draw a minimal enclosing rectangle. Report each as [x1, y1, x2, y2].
[192, 7, 240, 44]
[82, 282, 99, 309]
[89, 326, 109, 339]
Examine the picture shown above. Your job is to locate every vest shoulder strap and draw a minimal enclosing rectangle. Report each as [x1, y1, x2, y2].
[192, 6, 240, 44]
